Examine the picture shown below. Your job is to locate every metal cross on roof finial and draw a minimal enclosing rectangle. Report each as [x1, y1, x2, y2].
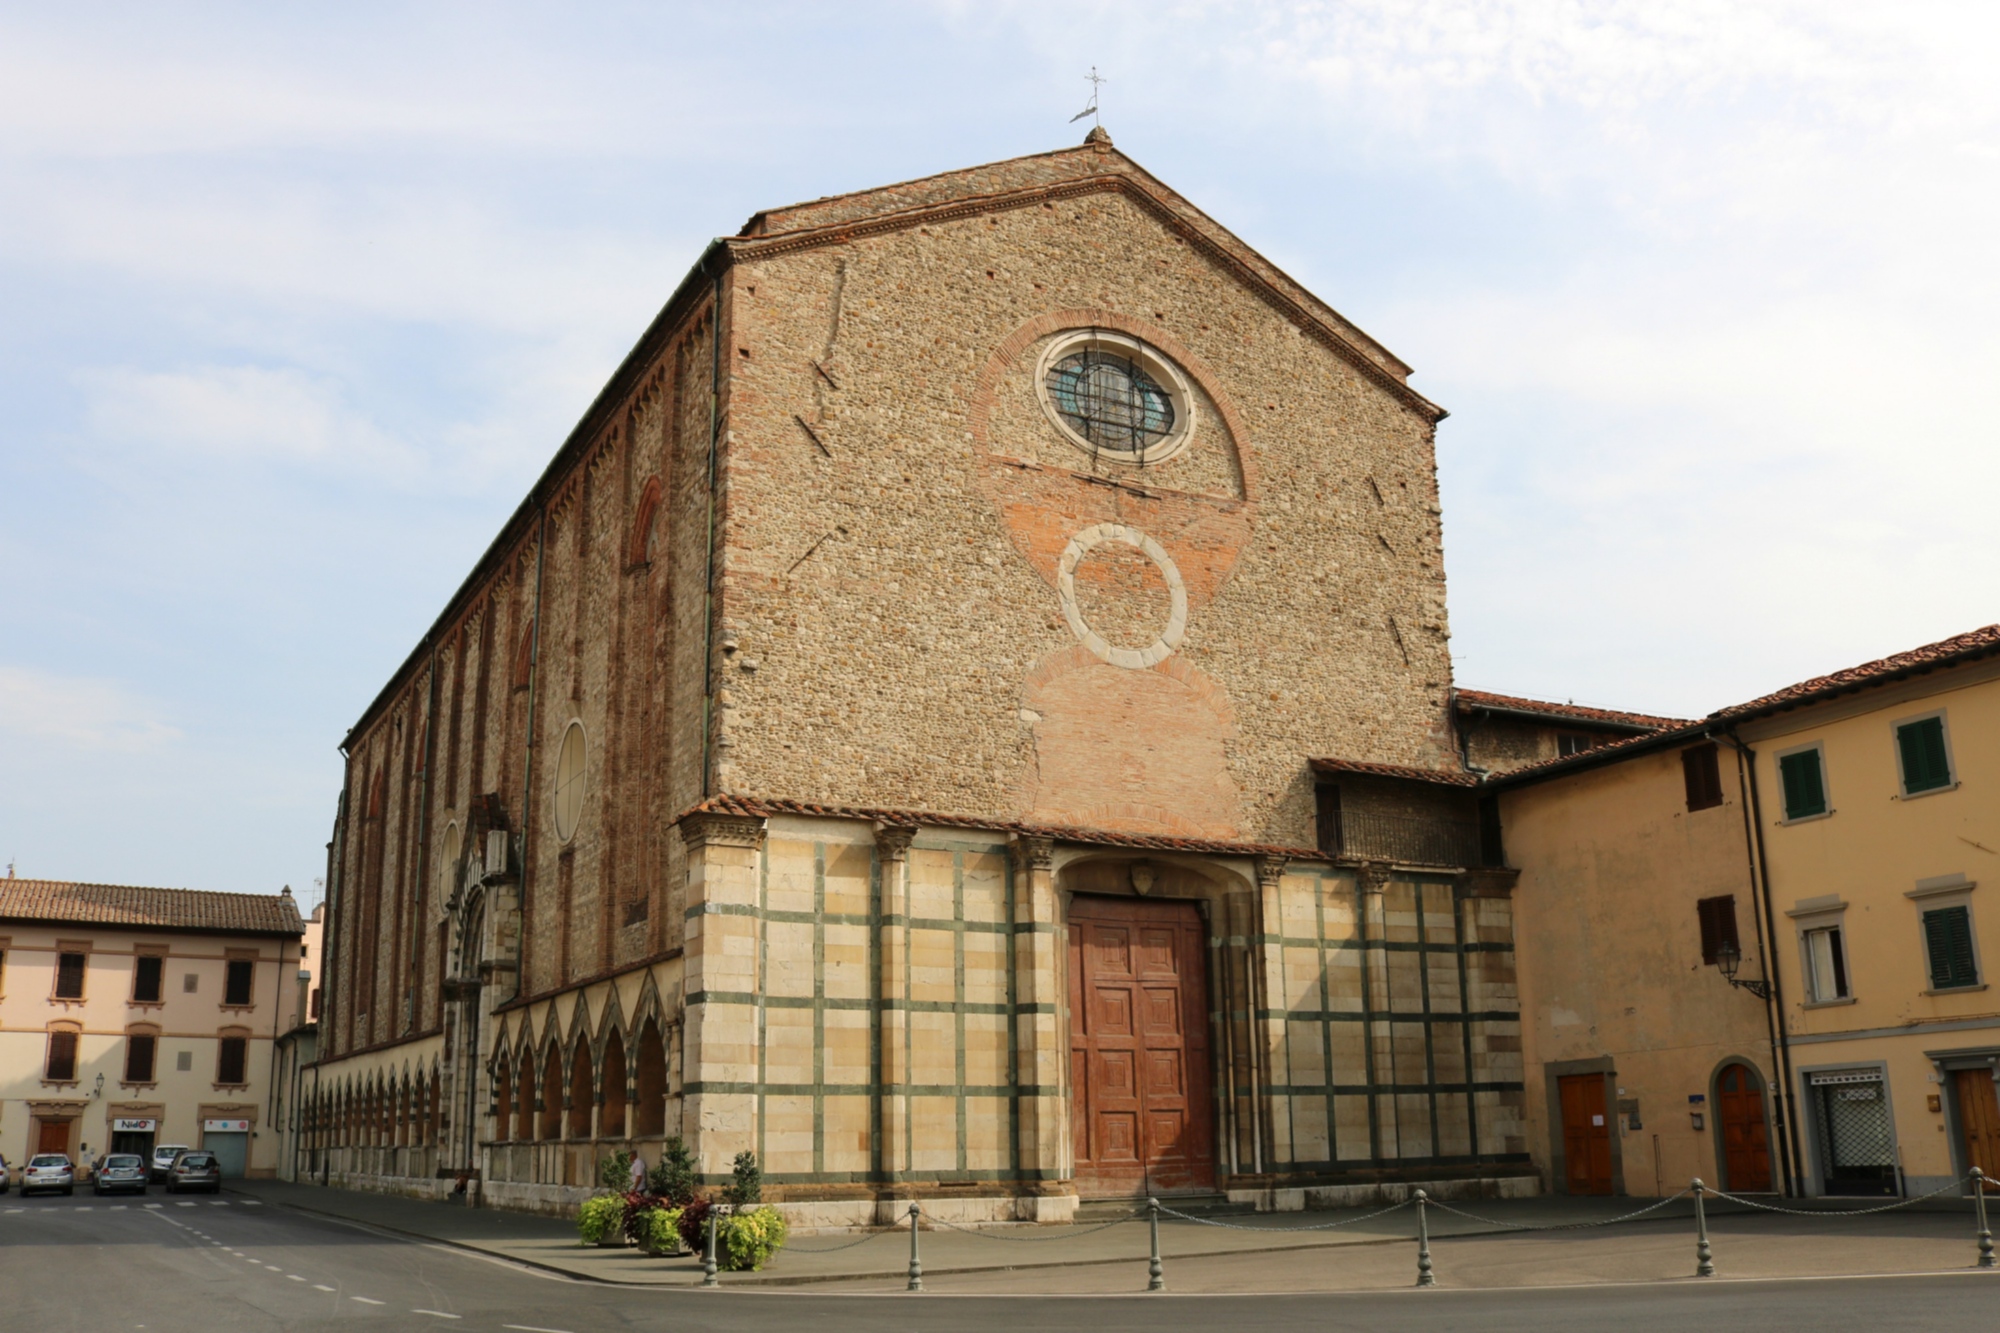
[1070, 67, 1106, 126]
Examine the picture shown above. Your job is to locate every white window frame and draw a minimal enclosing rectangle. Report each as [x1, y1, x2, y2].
[1786, 895, 1857, 1008]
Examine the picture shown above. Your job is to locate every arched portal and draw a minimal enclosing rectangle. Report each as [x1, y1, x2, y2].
[539, 1045, 563, 1140]
[1715, 1060, 1773, 1192]
[567, 1044, 593, 1139]
[600, 1031, 628, 1140]
[634, 1020, 667, 1137]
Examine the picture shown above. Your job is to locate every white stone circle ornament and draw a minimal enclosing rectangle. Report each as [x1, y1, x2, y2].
[1056, 523, 1189, 670]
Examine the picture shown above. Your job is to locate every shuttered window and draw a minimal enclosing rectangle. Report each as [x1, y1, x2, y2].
[217, 1035, 249, 1086]
[132, 955, 164, 1004]
[224, 959, 255, 1007]
[1922, 906, 1979, 990]
[125, 1034, 157, 1083]
[46, 1030, 79, 1081]
[1683, 744, 1725, 811]
[1896, 717, 1952, 795]
[54, 952, 86, 999]
[1698, 895, 1741, 965]
[1779, 749, 1828, 819]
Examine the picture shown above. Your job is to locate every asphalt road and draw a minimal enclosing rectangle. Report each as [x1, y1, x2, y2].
[1, 1186, 1993, 1332]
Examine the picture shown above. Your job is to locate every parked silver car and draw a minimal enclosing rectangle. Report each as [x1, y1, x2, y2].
[22, 1154, 74, 1196]
[150, 1144, 190, 1183]
[92, 1154, 148, 1196]
[165, 1151, 220, 1194]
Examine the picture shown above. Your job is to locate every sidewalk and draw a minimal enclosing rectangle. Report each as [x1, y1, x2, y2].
[228, 1178, 1995, 1293]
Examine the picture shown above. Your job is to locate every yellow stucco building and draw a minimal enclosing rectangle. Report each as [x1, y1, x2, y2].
[1492, 625, 2000, 1198]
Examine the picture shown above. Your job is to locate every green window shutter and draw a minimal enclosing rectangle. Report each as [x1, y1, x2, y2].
[1779, 750, 1827, 818]
[1922, 906, 1978, 989]
[1897, 717, 1952, 794]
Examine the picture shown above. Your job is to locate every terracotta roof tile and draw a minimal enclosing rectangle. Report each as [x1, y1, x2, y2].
[1455, 689, 1686, 732]
[675, 795, 1320, 861]
[0, 879, 305, 935]
[1714, 623, 2000, 722]
[1306, 757, 1479, 787]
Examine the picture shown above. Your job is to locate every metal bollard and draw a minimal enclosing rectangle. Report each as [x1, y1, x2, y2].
[702, 1206, 719, 1288]
[1691, 1179, 1715, 1278]
[1147, 1196, 1165, 1292]
[1974, 1168, 1995, 1270]
[1414, 1189, 1435, 1288]
[907, 1201, 924, 1292]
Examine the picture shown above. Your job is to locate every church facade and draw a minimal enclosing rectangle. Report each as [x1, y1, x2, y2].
[304, 130, 1530, 1219]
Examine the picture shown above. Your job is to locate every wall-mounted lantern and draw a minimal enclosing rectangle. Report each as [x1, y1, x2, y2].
[1714, 939, 1773, 1000]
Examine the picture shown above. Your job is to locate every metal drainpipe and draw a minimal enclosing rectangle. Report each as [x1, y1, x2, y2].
[515, 506, 547, 1008]
[1718, 730, 1806, 1196]
[325, 769, 350, 1058]
[412, 637, 438, 1028]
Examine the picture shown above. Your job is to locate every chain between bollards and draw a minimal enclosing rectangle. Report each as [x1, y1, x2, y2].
[1691, 1178, 1714, 1278]
[907, 1201, 924, 1291]
[701, 1204, 720, 1288]
[1974, 1167, 1995, 1270]
[1413, 1189, 1435, 1287]
[1146, 1196, 1165, 1292]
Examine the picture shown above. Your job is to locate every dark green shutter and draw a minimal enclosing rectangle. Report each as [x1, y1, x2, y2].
[1922, 906, 1978, 989]
[1779, 750, 1827, 818]
[1898, 717, 1951, 793]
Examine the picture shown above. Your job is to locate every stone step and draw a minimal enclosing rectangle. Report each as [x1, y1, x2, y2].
[1075, 1192, 1257, 1222]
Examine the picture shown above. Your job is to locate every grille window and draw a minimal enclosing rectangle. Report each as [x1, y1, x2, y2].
[224, 959, 255, 1006]
[1045, 349, 1176, 454]
[55, 952, 86, 999]
[133, 955, 164, 1004]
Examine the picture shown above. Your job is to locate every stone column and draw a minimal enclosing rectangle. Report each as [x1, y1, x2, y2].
[1253, 855, 1290, 1174]
[1357, 860, 1393, 1161]
[678, 809, 767, 1186]
[1010, 833, 1071, 1215]
[874, 821, 916, 1182]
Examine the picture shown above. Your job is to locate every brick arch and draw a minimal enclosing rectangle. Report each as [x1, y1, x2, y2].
[627, 474, 663, 566]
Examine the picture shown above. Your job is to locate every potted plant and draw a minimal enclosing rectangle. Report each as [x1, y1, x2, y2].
[576, 1193, 626, 1248]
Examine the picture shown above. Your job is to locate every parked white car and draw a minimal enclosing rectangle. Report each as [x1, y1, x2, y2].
[22, 1154, 74, 1196]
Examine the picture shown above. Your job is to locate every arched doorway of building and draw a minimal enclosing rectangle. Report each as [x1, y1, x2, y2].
[1715, 1061, 1773, 1193]
[1066, 888, 1215, 1197]
[600, 1032, 628, 1140]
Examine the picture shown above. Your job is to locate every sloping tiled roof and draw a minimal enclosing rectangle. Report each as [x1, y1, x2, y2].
[1306, 757, 1479, 787]
[675, 795, 1320, 861]
[1713, 623, 2000, 723]
[1455, 689, 1686, 732]
[0, 879, 305, 936]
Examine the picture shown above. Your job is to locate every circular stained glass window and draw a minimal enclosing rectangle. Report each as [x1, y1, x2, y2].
[1044, 349, 1175, 454]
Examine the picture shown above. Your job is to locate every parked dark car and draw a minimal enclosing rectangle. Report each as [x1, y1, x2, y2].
[166, 1151, 220, 1194]
[92, 1154, 149, 1196]
[22, 1154, 75, 1196]
[150, 1144, 191, 1183]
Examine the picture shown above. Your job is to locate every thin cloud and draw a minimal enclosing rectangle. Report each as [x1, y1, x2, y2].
[0, 666, 182, 752]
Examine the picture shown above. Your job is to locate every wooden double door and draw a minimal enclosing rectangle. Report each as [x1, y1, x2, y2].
[1717, 1062, 1773, 1192]
[1068, 894, 1215, 1196]
[1558, 1075, 1615, 1195]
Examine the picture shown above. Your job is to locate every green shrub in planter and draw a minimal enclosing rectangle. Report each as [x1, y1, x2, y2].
[637, 1206, 685, 1256]
[577, 1194, 627, 1247]
[718, 1205, 789, 1272]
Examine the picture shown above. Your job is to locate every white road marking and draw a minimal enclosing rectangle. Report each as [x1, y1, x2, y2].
[75, 1206, 91, 1211]
[209, 1201, 227, 1206]
[4, 1208, 22, 1214]
[241, 1200, 261, 1206]
[504, 1326, 576, 1333]
[111, 1206, 127, 1211]
[287, 1275, 306, 1282]
[143, 1203, 162, 1209]
[264, 1264, 283, 1271]
[351, 1297, 385, 1306]
[411, 1312, 462, 1320]
[176, 1202, 196, 1207]
[313, 1285, 336, 1292]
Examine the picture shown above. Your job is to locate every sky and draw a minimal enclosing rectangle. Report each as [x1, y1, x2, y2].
[2, 2, 1996, 908]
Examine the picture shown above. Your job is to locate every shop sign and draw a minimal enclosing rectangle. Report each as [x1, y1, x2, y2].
[203, 1119, 251, 1132]
[112, 1118, 158, 1132]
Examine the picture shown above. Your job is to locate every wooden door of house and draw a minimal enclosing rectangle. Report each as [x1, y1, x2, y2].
[1068, 894, 1214, 1197]
[1955, 1070, 2000, 1188]
[36, 1120, 71, 1156]
[1558, 1074, 1615, 1195]
[1717, 1062, 1773, 1192]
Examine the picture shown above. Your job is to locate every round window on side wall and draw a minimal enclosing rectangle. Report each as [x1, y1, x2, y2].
[552, 721, 587, 843]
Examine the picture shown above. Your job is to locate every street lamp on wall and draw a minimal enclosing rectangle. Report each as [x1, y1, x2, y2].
[1714, 940, 1773, 1001]
[93, 1072, 104, 1099]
